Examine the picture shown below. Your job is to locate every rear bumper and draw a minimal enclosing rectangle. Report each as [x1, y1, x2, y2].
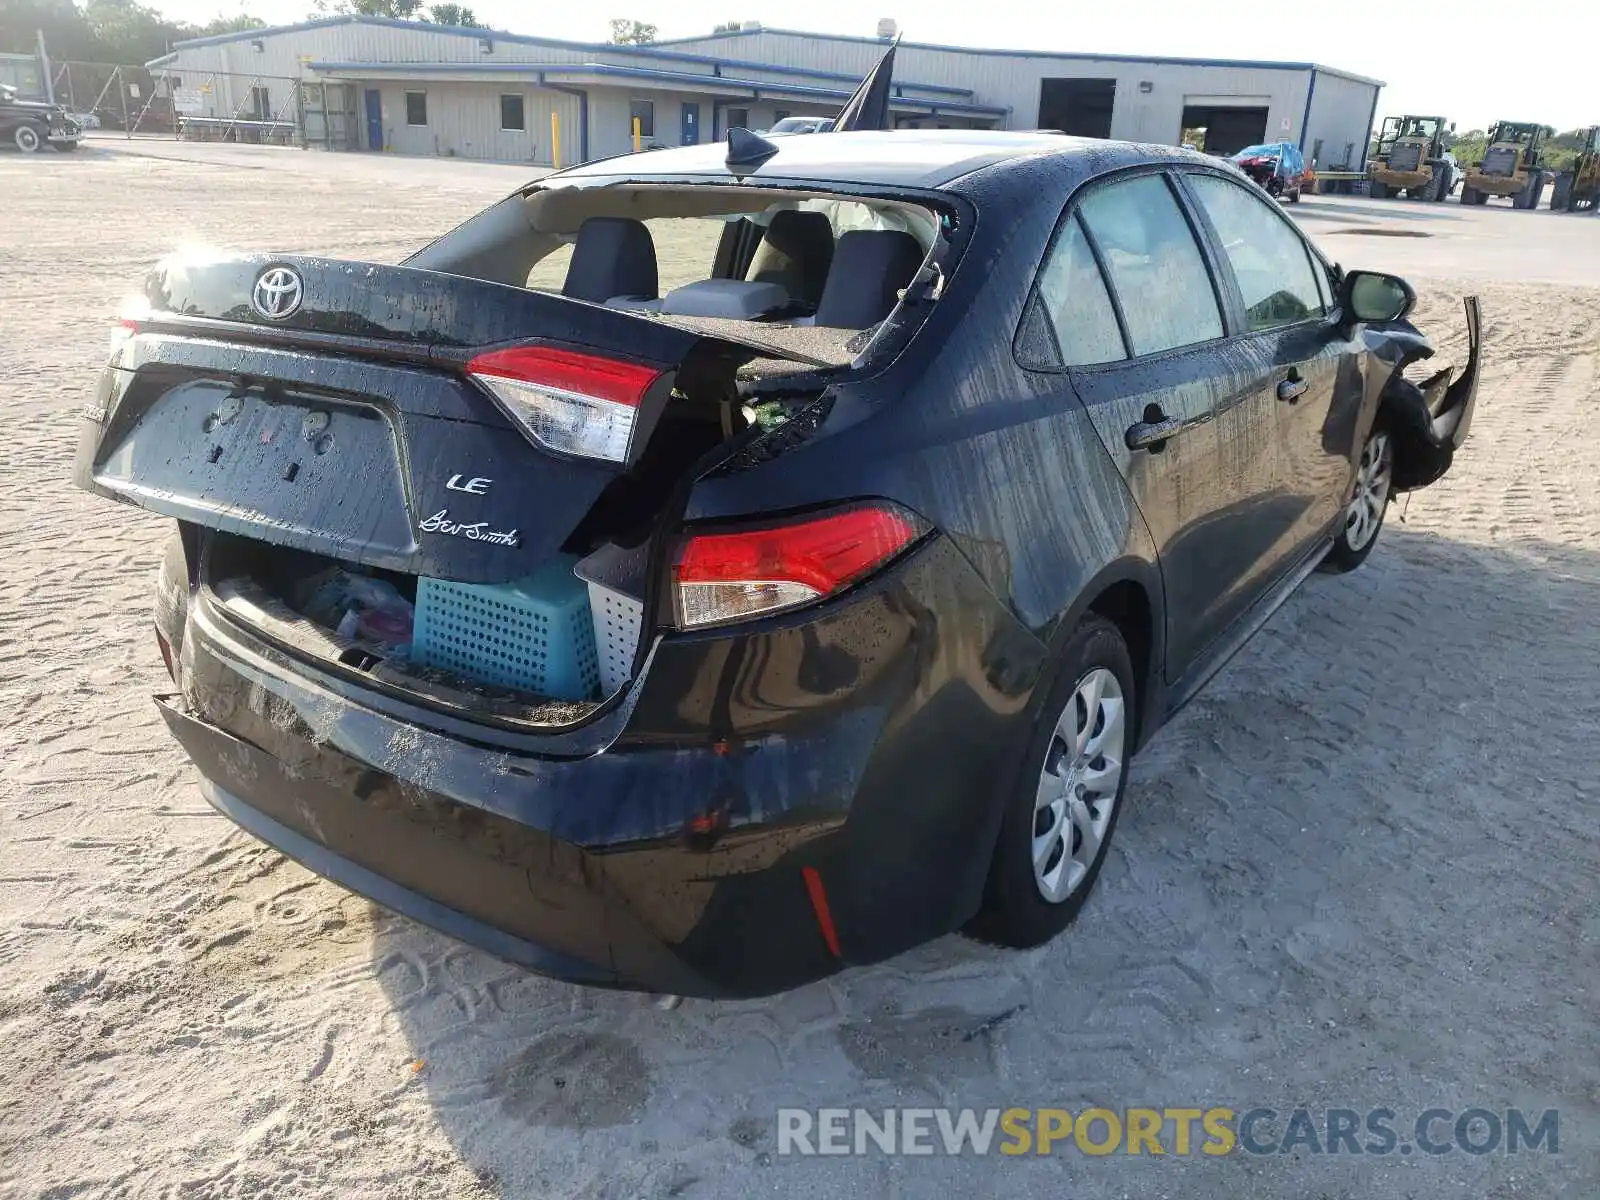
[174, 722, 623, 989]
[161, 535, 1046, 996]
[159, 694, 713, 992]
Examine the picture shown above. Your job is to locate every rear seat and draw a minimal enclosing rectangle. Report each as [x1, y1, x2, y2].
[561, 215, 924, 331]
[812, 230, 924, 329]
[746, 210, 836, 309]
[562, 217, 659, 306]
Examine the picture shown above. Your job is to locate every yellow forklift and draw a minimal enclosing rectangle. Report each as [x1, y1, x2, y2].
[1459, 122, 1553, 208]
[1368, 115, 1455, 200]
[1549, 127, 1600, 212]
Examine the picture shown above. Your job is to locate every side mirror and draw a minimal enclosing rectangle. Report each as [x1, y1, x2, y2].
[1339, 269, 1416, 328]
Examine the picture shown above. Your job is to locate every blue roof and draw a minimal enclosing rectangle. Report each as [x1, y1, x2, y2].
[153, 15, 975, 98]
[653, 25, 1386, 88]
[152, 15, 1383, 90]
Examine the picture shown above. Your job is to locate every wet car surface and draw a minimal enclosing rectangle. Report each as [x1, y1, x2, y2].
[76, 131, 1479, 996]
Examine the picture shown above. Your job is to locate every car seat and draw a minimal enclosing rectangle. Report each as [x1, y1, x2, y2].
[562, 217, 659, 305]
[812, 230, 924, 329]
[746, 210, 836, 309]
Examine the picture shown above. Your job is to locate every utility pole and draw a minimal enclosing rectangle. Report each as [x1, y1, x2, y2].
[37, 29, 54, 104]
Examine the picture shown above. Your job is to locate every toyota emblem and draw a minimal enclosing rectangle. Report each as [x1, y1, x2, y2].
[251, 266, 303, 321]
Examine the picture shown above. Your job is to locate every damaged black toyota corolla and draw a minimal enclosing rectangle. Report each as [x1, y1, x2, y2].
[75, 131, 1481, 997]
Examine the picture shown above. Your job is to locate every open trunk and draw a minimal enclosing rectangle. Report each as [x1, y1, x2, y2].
[79, 255, 839, 724]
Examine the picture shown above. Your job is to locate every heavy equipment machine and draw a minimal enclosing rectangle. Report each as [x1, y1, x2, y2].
[1549, 126, 1599, 212]
[1368, 115, 1454, 200]
[1460, 122, 1553, 208]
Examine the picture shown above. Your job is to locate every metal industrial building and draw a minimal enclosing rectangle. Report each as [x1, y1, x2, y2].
[147, 16, 1382, 172]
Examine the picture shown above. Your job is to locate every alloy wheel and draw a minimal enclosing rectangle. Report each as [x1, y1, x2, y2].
[1032, 667, 1126, 903]
[1344, 431, 1393, 551]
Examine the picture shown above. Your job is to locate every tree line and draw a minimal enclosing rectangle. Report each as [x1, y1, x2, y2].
[1444, 128, 1593, 173]
[0, 0, 484, 66]
[0, 0, 687, 66]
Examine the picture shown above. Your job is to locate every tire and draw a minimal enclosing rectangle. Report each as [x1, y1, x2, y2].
[1321, 424, 1394, 573]
[1287, 185, 1301, 203]
[53, 139, 78, 152]
[1369, 180, 1389, 199]
[966, 614, 1135, 948]
[1432, 171, 1451, 202]
[13, 123, 42, 153]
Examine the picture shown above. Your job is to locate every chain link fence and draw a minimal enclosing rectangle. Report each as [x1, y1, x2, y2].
[48, 63, 359, 149]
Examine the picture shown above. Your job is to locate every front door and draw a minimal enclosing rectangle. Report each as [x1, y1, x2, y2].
[364, 88, 383, 152]
[680, 102, 700, 146]
[1052, 171, 1283, 681]
[1180, 170, 1360, 565]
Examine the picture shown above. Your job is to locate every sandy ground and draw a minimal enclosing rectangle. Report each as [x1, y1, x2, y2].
[1, 142, 1597, 1199]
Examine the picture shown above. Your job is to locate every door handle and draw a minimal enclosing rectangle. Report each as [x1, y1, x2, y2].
[1277, 376, 1309, 403]
[1125, 415, 1186, 451]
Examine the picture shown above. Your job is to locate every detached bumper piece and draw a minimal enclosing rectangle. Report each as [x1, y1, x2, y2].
[1389, 295, 1482, 492]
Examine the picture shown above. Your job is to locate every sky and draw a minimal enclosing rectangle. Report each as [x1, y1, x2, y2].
[148, 0, 1588, 132]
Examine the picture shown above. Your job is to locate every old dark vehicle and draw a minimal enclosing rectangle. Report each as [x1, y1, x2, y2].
[0, 83, 82, 152]
[75, 130, 1481, 996]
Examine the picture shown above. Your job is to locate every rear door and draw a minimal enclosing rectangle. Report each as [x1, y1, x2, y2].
[1029, 170, 1283, 681]
[1180, 170, 1361, 566]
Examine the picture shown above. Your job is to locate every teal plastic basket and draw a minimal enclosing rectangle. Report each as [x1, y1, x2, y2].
[411, 557, 600, 701]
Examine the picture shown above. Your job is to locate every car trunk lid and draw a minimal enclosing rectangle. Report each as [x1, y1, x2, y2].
[79, 254, 827, 584]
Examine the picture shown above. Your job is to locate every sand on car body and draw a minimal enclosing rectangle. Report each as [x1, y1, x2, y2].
[1, 145, 1596, 1199]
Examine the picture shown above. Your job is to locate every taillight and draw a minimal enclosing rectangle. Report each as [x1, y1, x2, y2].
[110, 295, 148, 356]
[672, 503, 928, 629]
[467, 345, 664, 464]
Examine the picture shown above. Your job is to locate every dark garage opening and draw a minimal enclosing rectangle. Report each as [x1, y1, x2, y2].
[1180, 105, 1269, 154]
[1038, 78, 1116, 139]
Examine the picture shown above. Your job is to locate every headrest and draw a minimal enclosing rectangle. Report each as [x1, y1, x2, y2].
[562, 217, 658, 304]
[747, 210, 836, 307]
[813, 229, 924, 329]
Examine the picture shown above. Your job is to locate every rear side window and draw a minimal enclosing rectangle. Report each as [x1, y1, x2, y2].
[1077, 175, 1223, 355]
[1187, 173, 1325, 331]
[1028, 214, 1127, 367]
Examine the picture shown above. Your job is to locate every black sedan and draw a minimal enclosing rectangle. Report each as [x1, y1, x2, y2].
[75, 130, 1480, 997]
[0, 83, 82, 152]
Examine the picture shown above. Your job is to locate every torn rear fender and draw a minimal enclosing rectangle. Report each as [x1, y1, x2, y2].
[1375, 296, 1482, 492]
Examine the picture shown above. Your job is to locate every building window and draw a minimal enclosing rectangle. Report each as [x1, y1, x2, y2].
[249, 85, 271, 120]
[725, 106, 750, 131]
[500, 93, 525, 131]
[405, 91, 427, 126]
[773, 109, 791, 122]
[629, 99, 654, 137]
